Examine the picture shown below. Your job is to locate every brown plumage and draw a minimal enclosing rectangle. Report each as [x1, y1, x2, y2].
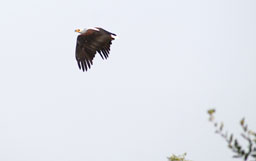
[75, 27, 117, 71]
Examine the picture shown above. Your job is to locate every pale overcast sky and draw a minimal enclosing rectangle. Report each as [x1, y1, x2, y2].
[0, 0, 256, 161]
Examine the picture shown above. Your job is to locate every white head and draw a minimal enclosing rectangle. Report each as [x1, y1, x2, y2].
[74, 28, 86, 34]
[74, 27, 99, 34]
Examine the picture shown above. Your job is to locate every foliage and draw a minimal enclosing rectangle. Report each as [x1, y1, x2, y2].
[207, 109, 256, 161]
[167, 153, 191, 161]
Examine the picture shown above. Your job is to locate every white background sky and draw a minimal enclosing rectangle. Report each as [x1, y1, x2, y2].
[0, 0, 256, 161]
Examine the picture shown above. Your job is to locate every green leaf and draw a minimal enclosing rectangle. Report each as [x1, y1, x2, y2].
[220, 122, 224, 131]
[240, 118, 245, 126]
[207, 109, 216, 115]
[243, 125, 248, 132]
[229, 134, 233, 144]
[234, 139, 238, 147]
[233, 155, 242, 158]
[251, 154, 256, 158]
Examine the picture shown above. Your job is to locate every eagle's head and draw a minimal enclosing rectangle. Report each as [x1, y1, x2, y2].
[74, 27, 100, 34]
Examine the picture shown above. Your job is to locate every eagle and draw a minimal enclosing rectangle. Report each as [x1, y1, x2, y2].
[74, 27, 117, 71]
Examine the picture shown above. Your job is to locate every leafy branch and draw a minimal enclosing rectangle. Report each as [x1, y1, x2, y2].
[167, 153, 191, 161]
[207, 109, 256, 161]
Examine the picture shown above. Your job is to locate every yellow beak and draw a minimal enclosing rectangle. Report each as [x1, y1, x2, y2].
[74, 29, 80, 33]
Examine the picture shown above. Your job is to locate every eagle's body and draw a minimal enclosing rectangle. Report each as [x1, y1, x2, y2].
[75, 27, 117, 71]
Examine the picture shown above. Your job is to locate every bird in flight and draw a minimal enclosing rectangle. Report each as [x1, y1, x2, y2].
[74, 27, 117, 72]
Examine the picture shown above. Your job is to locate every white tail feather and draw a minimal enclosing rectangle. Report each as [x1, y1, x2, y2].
[111, 35, 119, 39]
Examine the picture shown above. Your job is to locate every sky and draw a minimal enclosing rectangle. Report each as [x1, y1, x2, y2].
[0, 0, 256, 161]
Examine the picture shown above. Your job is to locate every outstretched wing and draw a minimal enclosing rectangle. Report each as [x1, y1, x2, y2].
[75, 29, 115, 71]
[95, 28, 115, 60]
[75, 35, 96, 71]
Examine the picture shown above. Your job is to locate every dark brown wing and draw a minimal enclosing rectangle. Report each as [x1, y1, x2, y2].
[95, 28, 116, 60]
[75, 29, 115, 72]
[75, 35, 96, 71]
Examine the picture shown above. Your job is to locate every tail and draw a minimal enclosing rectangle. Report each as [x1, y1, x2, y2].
[111, 33, 119, 40]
